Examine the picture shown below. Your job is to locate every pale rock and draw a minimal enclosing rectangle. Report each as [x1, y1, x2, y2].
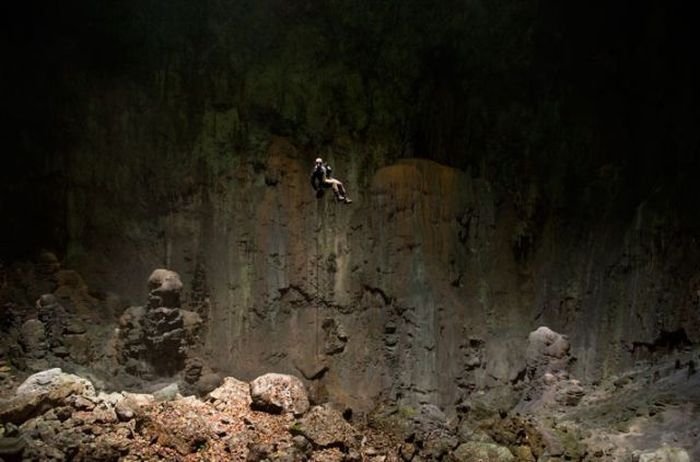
[250, 373, 309, 415]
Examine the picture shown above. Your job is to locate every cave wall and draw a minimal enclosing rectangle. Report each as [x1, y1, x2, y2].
[28, 132, 699, 413]
[2, 0, 699, 412]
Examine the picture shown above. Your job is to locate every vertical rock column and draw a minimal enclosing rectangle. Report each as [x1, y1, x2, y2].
[143, 269, 187, 376]
[115, 269, 203, 379]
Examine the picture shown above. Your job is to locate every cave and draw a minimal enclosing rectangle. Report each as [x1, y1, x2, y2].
[1, 1, 699, 460]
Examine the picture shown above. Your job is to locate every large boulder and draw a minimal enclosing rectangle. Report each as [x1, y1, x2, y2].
[516, 326, 584, 412]
[526, 326, 571, 374]
[208, 377, 252, 410]
[140, 399, 214, 457]
[0, 369, 95, 424]
[638, 446, 691, 462]
[16, 368, 95, 397]
[452, 442, 514, 462]
[249, 373, 309, 415]
[292, 404, 360, 450]
[147, 269, 183, 308]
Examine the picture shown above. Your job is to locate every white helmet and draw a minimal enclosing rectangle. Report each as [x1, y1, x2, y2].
[315, 157, 323, 164]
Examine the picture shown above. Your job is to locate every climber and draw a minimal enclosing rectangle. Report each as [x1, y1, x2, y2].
[310, 157, 352, 204]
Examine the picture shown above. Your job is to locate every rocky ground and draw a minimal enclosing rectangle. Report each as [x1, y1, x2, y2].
[1, 256, 698, 461]
[0, 369, 396, 461]
[1, 334, 697, 461]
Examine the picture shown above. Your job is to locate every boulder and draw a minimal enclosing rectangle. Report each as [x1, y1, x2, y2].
[515, 327, 583, 412]
[16, 369, 95, 397]
[141, 400, 213, 457]
[555, 379, 585, 406]
[292, 404, 360, 450]
[194, 372, 221, 396]
[638, 446, 691, 462]
[0, 436, 25, 462]
[53, 269, 97, 315]
[119, 392, 155, 410]
[452, 442, 514, 462]
[147, 269, 183, 308]
[115, 401, 135, 421]
[20, 319, 47, 359]
[526, 327, 571, 374]
[63, 319, 87, 335]
[37, 251, 60, 275]
[36, 294, 65, 327]
[250, 373, 309, 415]
[208, 377, 251, 409]
[0, 369, 95, 424]
[152, 383, 180, 402]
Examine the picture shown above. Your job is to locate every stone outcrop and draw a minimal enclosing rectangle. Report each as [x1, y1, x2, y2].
[19, 320, 48, 371]
[114, 269, 201, 378]
[516, 326, 584, 412]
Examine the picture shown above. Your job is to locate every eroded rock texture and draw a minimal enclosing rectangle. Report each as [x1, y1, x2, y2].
[115, 269, 202, 379]
[69, 138, 690, 417]
[5, 138, 692, 418]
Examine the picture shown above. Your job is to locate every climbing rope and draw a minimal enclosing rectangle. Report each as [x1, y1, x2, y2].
[315, 194, 322, 360]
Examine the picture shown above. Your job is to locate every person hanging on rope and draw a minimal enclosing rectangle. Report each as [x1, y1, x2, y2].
[310, 157, 352, 204]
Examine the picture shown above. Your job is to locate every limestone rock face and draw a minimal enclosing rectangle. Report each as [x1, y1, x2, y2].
[22, 136, 700, 416]
[250, 373, 309, 415]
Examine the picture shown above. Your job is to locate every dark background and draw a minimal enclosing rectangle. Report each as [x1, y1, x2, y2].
[2, 0, 698, 259]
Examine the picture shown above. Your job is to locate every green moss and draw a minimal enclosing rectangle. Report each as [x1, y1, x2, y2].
[553, 427, 585, 460]
[289, 421, 304, 435]
[398, 405, 416, 419]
